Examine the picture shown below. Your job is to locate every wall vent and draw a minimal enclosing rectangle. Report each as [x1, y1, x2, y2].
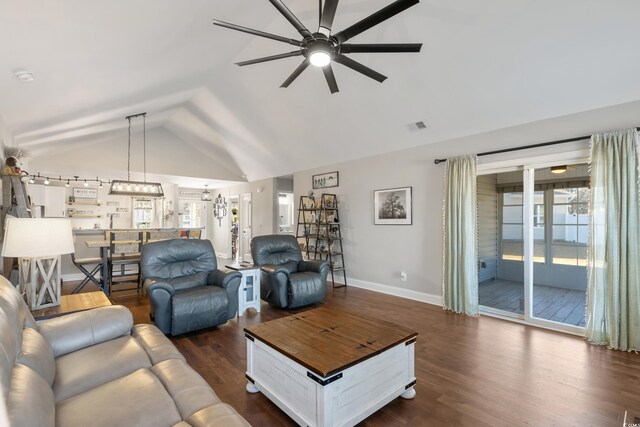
[415, 121, 427, 129]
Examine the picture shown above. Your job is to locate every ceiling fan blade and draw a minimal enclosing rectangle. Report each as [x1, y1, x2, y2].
[281, 60, 310, 88]
[213, 19, 302, 46]
[268, 0, 314, 38]
[236, 51, 302, 66]
[332, 0, 419, 44]
[319, 0, 339, 35]
[340, 43, 422, 53]
[322, 64, 339, 93]
[333, 55, 387, 83]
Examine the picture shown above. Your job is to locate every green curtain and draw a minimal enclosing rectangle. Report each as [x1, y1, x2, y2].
[587, 128, 640, 351]
[443, 155, 479, 315]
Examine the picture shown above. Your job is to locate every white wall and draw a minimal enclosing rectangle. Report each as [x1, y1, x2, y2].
[293, 100, 640, 300]
[209, 177, 275, 258]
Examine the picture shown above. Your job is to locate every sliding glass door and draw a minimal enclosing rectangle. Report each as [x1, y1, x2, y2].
[478, 162, 589, 333]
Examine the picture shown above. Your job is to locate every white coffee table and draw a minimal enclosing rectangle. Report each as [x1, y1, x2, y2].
[244, 307, 417, 427]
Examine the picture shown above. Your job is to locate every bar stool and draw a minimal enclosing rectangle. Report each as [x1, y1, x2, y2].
[108, 231, 143, 294]
[71, 253, 104, 294]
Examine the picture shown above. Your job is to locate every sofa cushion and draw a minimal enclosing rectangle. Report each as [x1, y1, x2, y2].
[151, 359, 220, 419]
[132, 324, 186, 364]
[57, 368, 182, 427]
[37, 306, 133, 357]
[0, 307, 19, 400]
[53, 336, 151, 402]
[186, 403, 250, 427]
[16, 327, 55, 385]
[171, 287, 229, 335]
[7, 364, 55, 427]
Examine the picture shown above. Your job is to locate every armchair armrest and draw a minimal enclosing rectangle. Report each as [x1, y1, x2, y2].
[144, 277, 176, 296]
[208, 269, 241, 289]
[37, 306, 133, 357]
[209, 269, 242, 319]
[260, 264, 291, 278]
[299, 259, 330, 274]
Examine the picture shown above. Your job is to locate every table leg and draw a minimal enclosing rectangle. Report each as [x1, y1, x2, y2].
[400, 387, 416, 399]
[100, 247, 109, 296]
[246, 382, 259, 393]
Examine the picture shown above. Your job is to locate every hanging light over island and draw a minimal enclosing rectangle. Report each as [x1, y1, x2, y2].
[109, 112, 164, 197]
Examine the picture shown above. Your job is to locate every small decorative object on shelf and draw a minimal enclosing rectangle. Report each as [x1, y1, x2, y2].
[295, 193, 346, 288]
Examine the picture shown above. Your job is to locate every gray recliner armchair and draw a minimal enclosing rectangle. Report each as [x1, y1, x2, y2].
[141, 239, 241, 335]
[251, 235, 330, 309]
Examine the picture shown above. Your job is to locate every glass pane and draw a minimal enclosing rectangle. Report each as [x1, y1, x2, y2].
[552, 225, 578, 265]
[503, 192, 523, 206]
[554, 188, 576, 204]
[577, 226, 588, 266]
[502, 223, 523, 262]
[533, 191, 544, 204]
[503, 206, 523, 223]
[534, 235, 545, 263]
[553, 205, 577, 225]
[533, 204, 545, 227]
[577, 206, 589, 224]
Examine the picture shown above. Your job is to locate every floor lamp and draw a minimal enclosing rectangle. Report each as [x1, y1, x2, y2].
[1, 218, 75, 309]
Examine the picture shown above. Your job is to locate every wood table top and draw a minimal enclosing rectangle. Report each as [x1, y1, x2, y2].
[244, 307, 418, 378]
[32, 291, 112, 320]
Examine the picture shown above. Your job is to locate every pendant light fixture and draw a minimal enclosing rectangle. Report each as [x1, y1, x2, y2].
[201, 185, 212, 202]
[109, 112, 164, 197]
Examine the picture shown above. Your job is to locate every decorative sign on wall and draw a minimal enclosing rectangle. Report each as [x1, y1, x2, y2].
[106, 201, 120, 206]
[73, 188, 98, 199]
[116, 207, 129, 213]
[312, 171, 339, 189]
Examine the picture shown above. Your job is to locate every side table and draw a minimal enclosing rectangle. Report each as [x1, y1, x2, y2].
[31, 291, 112, 320]
[226, 263, 261, 316]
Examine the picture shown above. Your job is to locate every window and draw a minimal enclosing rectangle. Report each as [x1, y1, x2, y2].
[501, 191, 545, 262]
[501, 192, 524, 261]
[552, 187, 589, 266]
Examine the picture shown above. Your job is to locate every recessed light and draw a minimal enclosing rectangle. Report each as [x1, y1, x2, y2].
[15, 71, 34, 82]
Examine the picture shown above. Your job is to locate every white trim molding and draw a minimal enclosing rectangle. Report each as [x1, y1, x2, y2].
[336, 277, 442, 306]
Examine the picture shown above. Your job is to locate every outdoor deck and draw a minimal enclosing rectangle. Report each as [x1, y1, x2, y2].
[479, 279, 586, 327]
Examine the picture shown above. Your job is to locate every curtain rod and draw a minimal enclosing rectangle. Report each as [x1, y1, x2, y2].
[433, 127, 640, 165]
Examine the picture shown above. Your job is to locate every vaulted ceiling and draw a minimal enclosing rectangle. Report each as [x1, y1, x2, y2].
[1, 0, 639, 184]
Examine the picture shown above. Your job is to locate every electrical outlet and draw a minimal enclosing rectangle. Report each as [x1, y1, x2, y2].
[400, 271, 407, 282]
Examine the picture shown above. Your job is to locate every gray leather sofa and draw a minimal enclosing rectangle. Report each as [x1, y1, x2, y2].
[251, 235, 330, 309]
[141, 239, 242, 336]
[0, 276, 249, 427]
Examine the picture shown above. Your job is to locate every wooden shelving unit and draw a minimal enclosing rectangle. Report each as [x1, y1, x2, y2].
[296, 194, 347, 288]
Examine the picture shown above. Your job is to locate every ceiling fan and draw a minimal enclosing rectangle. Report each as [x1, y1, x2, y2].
[213, 0, 422, 94]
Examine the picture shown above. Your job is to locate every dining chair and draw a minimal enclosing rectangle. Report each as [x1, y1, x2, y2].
[107, 231, 143, 294]
[146, 229, 181, 243]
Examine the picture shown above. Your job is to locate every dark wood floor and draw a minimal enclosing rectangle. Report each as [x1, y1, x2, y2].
[63, 282, 640, 426]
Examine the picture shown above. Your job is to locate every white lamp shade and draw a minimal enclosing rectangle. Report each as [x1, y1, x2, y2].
[2, 218, 75, 258]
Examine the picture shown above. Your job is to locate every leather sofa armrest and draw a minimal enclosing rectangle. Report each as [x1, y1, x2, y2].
[37, 305, 133, 358]
[208, 270, 241, 289]
[144, 277, 176, 296]
[299, 259, 330, 274]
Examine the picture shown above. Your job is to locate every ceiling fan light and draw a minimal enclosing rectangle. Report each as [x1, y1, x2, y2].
[309, 51, 331, 67]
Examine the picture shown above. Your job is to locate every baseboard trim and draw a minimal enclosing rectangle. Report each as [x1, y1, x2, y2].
[61, 273, 95, 282]
[335, 277, 442, 307]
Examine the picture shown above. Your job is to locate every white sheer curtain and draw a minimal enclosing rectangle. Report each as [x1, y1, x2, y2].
[587, 128, 640, 351]
[442, 155, 479, 315]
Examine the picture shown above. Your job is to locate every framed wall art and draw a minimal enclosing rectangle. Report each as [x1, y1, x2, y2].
[312, 171, 339, 189]
[373, 186, 412, 225]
